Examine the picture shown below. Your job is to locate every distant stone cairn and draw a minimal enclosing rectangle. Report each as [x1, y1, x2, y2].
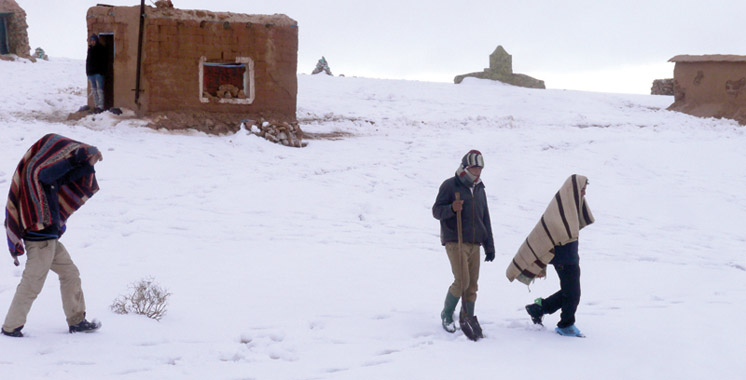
[454, 45, 545, 89]
[312, 56, 333, 76]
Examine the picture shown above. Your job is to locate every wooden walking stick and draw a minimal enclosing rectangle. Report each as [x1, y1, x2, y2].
[455, 192, 483, 341]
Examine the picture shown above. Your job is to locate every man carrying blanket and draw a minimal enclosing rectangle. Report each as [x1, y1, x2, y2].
[3, 134, 103, 337]
[506, 174, 594, 337]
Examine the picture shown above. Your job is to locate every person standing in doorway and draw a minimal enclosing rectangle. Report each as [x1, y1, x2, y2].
[2, 134, 103, 337]
[432, 150, 495, 333]
[86, 34, 106, 113]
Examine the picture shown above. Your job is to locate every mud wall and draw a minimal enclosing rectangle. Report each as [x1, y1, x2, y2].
[669, 61, 746, 124]
[87, 5, 298, 120]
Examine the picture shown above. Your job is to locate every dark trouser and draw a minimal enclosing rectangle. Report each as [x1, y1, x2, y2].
[542, 264, 581, 328]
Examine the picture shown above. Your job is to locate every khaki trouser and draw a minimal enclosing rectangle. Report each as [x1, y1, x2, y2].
[445, 242, 480, 303]
[3, 240, 86, 331]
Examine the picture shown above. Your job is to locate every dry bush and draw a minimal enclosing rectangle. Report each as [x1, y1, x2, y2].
[111, 277, 171, 321]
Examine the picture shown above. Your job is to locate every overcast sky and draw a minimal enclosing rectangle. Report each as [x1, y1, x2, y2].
[15, 0, 746, 94]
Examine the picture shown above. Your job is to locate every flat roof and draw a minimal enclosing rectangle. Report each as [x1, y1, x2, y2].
[669, 55, 746, 63]
[89, 5, 297, 26]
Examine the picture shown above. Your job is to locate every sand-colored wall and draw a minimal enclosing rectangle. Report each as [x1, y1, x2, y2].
[669, 61, 746, 124]
[87, 5, 298, 120]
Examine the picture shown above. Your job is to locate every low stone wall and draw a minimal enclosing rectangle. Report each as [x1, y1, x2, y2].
[454, 70, 545, 88]
[651, 79, 674, 95]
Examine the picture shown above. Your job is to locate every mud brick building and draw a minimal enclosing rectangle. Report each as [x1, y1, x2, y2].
[86, 5, 298, 120]
[0, 0, 32, 59]
[668, 55, 746, 125]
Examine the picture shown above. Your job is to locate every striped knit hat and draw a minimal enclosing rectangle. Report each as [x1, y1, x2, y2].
[461, 150, 484, 169]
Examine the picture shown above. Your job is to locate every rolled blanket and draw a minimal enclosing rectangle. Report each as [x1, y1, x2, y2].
[506, 174, 594, 285]
[5, 134, 99, 257]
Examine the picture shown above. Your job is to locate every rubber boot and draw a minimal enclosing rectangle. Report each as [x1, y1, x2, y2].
[441, 292, 458, 333]
[460, 301, 476, 320]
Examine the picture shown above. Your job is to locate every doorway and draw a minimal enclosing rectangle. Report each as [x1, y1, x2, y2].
[0, 14, 10, 55]
[99, 33, 115, 109]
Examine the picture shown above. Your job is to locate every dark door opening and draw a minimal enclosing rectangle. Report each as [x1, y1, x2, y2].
[100, 33, 115, 110]
[0, 14, 10, 55]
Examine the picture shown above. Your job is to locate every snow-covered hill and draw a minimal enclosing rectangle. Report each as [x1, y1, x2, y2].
[1, 57, 744, 380]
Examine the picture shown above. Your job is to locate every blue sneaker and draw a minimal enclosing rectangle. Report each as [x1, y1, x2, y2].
[555, 325, 584, 337]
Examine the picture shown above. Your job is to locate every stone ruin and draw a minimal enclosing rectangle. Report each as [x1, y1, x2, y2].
[454, 45, 544, 89]
[651, 78, 674, 95]
[0, 0, 33, 61]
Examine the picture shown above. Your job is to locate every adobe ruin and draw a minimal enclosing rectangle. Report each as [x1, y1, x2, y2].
[668, 55, 746, 125]
[454, 46, 545, 89]
[0, 0, 32, 60]
[86, 4, 299, 133]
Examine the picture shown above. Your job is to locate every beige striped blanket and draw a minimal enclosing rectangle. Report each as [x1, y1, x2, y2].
[506, 174, 595, 285]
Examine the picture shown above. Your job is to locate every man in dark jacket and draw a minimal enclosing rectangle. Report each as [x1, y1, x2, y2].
[432, 150, 495, 333]
[86, 34, 107, 113]
[2, 134, 103, 337]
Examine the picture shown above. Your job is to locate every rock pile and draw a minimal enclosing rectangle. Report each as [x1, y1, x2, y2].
[651, 78, 674, 95]
[243, 119, 307, 147]
[312, 56, 332, 76]
[34, 47, 48, 60]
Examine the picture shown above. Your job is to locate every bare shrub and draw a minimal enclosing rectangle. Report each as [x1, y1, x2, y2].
[111, 277, 171, 321]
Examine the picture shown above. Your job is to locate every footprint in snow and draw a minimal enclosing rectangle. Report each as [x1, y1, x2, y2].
[220, 352, 247, 362]
[376, 348, 399, 356]
[361, 359, 390, 367]
[412, 331, 434, 338]
[54, 360, 96, 366]
[268, 348, 298, 361]
[324, 367, 348, 373]
[308, 321, 325, 330]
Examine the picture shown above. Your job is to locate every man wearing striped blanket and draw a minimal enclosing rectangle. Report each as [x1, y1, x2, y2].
[3, 134, 103, 337]
[506, 174, 594, 337]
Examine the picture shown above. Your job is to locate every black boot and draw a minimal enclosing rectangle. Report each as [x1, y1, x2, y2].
[525, 298, 544, 325]
[69, 319, 101, 333]
[1, 326, 23, 338]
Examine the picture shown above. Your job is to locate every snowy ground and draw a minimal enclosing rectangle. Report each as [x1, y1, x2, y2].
[1, 58, 745, 380]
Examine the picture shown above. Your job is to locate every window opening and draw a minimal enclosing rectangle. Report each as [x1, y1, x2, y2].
[199, 56, 255, 104]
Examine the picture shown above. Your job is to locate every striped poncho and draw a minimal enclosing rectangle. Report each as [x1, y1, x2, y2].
[5, 134, 99, 257]
[506, 174, 594, 285]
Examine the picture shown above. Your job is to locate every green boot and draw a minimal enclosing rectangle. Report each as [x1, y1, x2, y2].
[441, 292, 459, 333]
